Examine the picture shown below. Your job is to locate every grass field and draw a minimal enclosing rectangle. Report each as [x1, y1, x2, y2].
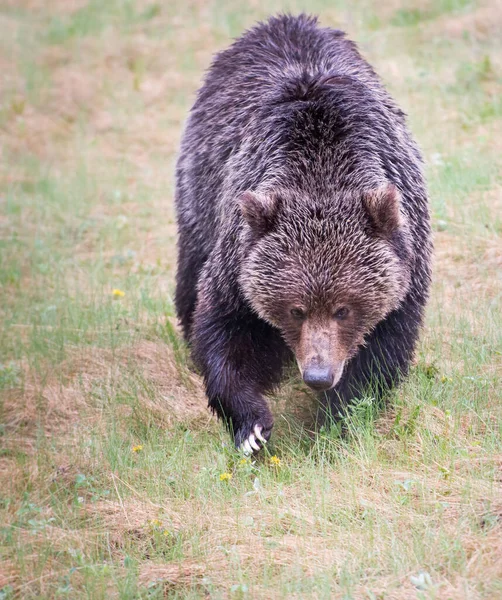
[1, 0, 501, 598]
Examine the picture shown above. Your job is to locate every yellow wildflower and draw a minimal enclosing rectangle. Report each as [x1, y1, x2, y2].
[132, 444, 143, 453]
[162, 529, 170, 536]
[269, 455, 281, 467]
[219, 472, 232, 481]
[112, 288, 125, 297]
[150, 519, 162, 528]
[239, 458, 249, 466]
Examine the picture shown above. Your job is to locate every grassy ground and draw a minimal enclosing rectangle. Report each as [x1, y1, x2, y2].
[1, 0, 501, 598]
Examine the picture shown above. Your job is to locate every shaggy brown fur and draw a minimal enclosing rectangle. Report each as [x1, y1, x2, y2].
[175, 14, 432, 450]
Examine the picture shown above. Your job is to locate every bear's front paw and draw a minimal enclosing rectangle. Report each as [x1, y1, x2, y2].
[235, 423, 271, 455]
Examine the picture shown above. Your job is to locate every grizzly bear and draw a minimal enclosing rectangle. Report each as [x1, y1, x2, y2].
[175, 14, 432, 453]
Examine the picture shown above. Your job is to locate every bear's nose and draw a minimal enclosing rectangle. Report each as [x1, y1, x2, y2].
[303, 367, 334, 391]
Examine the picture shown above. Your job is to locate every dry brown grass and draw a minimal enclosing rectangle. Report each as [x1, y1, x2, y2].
[138, 560, 225, 595]
[430, 1, 502, 40]
[1, 340, 208, 460]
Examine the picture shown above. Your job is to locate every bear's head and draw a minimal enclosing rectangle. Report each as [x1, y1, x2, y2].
[239, 184, 412, 391]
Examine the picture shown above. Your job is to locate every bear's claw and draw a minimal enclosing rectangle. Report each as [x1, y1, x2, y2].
[254, 425, 267, 444]
[240, 425, 268, 455]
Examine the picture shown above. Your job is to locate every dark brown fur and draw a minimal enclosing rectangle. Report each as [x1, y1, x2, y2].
[175, 14, 432, 449]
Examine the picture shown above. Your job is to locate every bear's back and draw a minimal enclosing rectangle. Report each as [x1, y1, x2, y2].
[189, 14, 384, 134]
[176, 14, 425, 258]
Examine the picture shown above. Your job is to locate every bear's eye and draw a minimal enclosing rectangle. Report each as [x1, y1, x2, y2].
[333, 307, 350, 321]
[290, 308, 306, 320]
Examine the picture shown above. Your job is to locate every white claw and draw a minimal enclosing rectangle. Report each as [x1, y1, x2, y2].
[242, 440, 252, 456]
[249, 434, 260, 451]
[254, 425, 267, 444]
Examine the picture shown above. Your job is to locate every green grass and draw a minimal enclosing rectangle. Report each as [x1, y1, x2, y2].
[390, 0, 474, 27]
[1, 0, 501, 598]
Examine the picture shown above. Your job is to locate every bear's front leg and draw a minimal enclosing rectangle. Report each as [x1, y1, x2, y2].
[326, 298, 422, 417]
[190, 293, 288, 453]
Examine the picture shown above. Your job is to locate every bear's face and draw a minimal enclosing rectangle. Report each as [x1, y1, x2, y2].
[239, 186, 412, 391]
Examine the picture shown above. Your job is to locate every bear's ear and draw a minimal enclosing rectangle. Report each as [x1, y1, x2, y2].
[239, 191, 279, 237]
[363, 184, 403, 238]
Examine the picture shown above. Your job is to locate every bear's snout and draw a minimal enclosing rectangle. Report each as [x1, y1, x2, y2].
[301, 360, 345, 391]
[303, 366, 334, 391]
